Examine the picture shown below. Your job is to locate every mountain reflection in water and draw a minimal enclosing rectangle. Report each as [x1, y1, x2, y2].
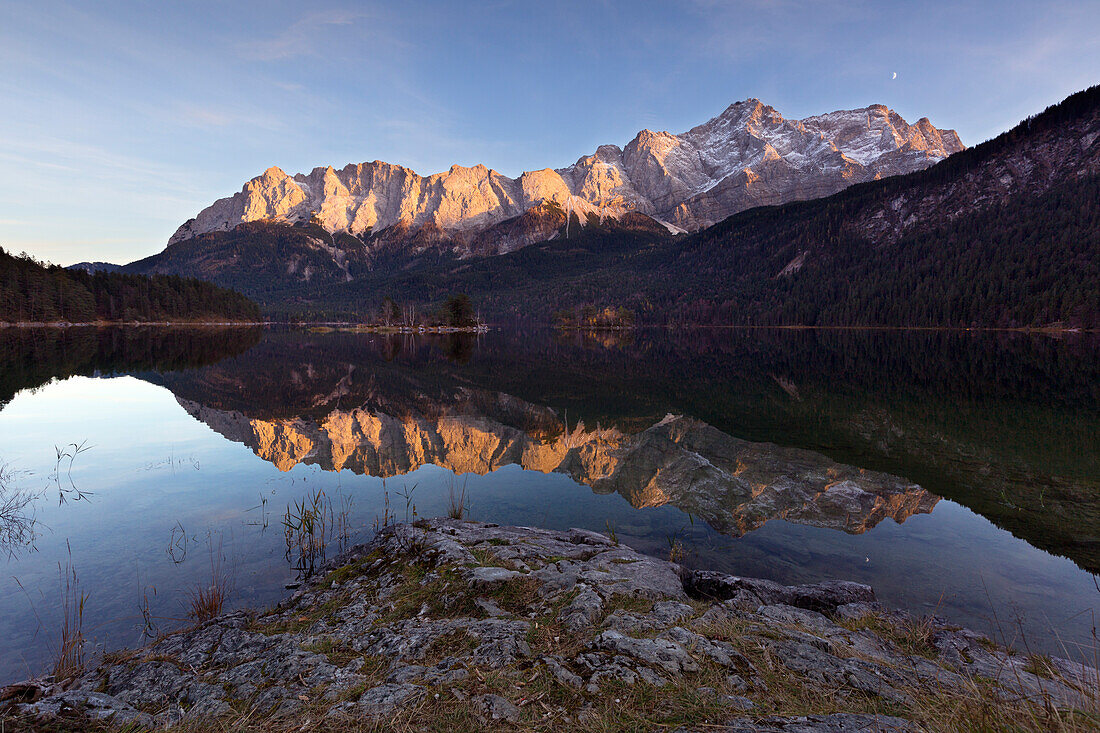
[141, 327, 1099, 573]
[1, 325, 1098, 681]
[177, 392, 937, 541]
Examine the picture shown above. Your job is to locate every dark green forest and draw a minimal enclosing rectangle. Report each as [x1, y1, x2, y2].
[269, 169, 1099, 329]
[0, 247, 261, 323]
[644, 171, 1100, 328]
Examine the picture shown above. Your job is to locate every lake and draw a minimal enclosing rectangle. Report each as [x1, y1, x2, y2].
[0, 326, 1097, 684]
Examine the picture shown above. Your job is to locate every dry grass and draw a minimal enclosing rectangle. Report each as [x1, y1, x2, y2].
[667, 538, 686, 563]
[321, 550, 384, 587]
[11, 532, 1097, 733]
[446, 476, 468, 520]
[250, 592, 356, 636]
[468, 546, 515, 569]
[301, 637, 388, 673]
[1022, 652, 1057, 679]
[0, 460, 39, 556]
[603, 520, 618, 545]
[837, 610, 940, 660]
[421, 628, 479, 663]
[187, 537, 232, 623]
[602, 593, 656, 617]
[908, 675, 1100, 732]
[53, 546, 88, 682]
[912, 596, 1100, 731]
[11, 611, 1100, 733]
[187, 584, 229, 624]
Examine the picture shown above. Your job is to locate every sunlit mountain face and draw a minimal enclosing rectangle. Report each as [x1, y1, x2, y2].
[155, 100, 963, 255]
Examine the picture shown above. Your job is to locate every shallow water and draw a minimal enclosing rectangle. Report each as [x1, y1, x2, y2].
[0, 326, 1097, 683]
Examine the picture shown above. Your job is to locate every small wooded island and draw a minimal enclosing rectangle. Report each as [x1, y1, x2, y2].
[321, 294, 489, 333]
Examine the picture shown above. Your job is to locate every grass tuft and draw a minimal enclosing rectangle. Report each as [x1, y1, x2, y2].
[187, 536, 232, 623]
[53, 544, 88, 682]
[446, 476, 468, 520]
[837, 610, 939, 660]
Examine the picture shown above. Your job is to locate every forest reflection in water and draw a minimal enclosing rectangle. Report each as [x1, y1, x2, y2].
[0, 325, 1097, 682]
[141, 325, 1100, 573]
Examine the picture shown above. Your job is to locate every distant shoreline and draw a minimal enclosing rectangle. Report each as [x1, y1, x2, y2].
[0, 320, 268, 328]
[557, 324, 1096, 334]
[1, 321, 1092, 334]
[308, 324, 490, 334]
[687, 324, 1097, 334]
[0, 321, 491, 333]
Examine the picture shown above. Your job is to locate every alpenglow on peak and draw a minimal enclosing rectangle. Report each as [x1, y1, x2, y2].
[168, 99, 963, 254]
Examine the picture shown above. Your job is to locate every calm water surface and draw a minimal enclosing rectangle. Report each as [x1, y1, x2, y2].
[0, 326, 1097, 682]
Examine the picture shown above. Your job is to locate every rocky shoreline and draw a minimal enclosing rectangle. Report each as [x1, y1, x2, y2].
[3, 519, 1096, 732]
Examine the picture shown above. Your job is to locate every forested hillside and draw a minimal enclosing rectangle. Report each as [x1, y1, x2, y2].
[643, 170, 1100, 328]
[247, 169, 1099, 328]
[118, 85, 1100, 328]
[339, 85, 1100, 328]
[0, 247, 261, 323]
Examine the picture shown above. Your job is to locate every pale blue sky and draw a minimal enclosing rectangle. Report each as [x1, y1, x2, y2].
[2, 0, 1097, 265]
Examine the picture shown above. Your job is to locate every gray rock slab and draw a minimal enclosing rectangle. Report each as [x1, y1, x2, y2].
[719, 713, 915, 731]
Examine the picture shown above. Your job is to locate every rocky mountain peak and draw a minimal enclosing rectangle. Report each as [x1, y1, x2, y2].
[166, 99, 964, 251]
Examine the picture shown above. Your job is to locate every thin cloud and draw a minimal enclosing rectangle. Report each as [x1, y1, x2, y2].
[0, 150, 79, 173]
[0, 136, 207, 204]
[168, 102, 287, 132]
[238, 9, 369, 61]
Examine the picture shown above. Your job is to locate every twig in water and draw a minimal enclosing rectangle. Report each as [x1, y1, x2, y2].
[0, 460, 39, 557]
[52, 441, 93, 504]
[166, 520, 188, 564]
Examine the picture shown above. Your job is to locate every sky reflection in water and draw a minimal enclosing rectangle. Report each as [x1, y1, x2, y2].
[0, 328, 1097, 683]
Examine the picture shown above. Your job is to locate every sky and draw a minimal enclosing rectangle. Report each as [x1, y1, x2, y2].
[2, 0, 1097, 266]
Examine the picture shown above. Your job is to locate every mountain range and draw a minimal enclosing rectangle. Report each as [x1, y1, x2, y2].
[164, 100, 962, 255]
[124, 86, 1100, 328]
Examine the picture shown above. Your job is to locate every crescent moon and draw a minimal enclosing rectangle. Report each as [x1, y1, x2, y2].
[892, 72, 897, 80]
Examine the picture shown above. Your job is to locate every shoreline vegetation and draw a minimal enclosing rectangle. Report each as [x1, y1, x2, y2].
[0, 320, 269, 328]
[2, 519, 1096, 732]
[2, 320, 1095, 334]
[311, 324, 490, 334]
[0, 247, 262, 325]
[5, 250, 1093, 334]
